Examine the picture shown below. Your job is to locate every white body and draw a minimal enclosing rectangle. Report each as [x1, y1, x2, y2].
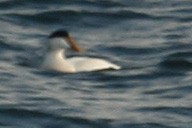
[41, 38, 121, 73]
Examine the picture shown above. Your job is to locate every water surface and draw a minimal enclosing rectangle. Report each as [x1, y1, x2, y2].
[0, 0, 192, 128]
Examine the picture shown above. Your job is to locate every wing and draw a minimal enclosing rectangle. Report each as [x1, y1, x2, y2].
[67, 57, 121, 72]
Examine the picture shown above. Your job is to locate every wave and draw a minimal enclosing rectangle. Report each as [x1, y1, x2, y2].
[159, 59, 192, 70]
[0, 108, 111, 128]
[0, 39, 24, 51]
[136, 106, 192, 116]
[99, 45, 166, 56]
[115, 122, 174, 128]
[0, 107, 181, 128]
[0, 0, 125, 9]
[166, 51, 192, 59]
[4, 9, 158, 26]
[159, 50, 192, 70]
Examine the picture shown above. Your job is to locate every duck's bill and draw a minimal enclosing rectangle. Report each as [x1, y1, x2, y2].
[66, 36, 83, 52]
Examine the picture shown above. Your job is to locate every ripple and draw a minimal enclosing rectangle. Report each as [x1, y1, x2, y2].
[0, 39, 24, 51]
[0, 108, 112, 128]
[166, 51, 192, 59]
[160, 59, 192, 70]
[4, 9, 159, 27]
[137, 106, 192, 116]
[114, 122, 174, 128]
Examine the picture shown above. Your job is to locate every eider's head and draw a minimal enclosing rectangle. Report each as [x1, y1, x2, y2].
[48, 30, 82, 52]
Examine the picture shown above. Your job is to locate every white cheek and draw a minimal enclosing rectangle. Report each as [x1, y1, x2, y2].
[49, 38, 70, 49]
[61, 40, 70, 49]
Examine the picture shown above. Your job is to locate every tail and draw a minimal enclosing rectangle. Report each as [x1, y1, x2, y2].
[111, 64, 121, 70]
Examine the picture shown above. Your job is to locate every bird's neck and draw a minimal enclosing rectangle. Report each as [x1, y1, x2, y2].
[47, 49, 66, 60]
[41, 48, 76, 72]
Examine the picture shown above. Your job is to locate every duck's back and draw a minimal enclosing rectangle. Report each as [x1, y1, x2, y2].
[67, 57, 121, 72]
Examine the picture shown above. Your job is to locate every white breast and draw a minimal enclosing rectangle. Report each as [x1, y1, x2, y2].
[41, 49, 76, 73]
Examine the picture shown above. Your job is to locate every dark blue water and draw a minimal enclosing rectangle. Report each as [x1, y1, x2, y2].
[0, 0, 192, 128]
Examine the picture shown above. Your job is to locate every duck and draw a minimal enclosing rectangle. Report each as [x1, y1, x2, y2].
[41, 29, 121, 73]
